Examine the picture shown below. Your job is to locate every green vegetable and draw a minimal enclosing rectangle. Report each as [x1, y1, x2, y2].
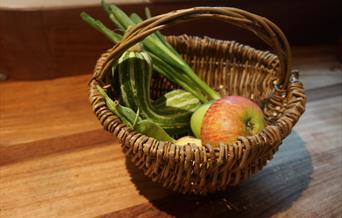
[134, 120, 176, 143]
[116, 51, 139, 111]
[80, 12, 122, 43]
[96, 85, 138, 128]
[143, 8, 182, 59]
[103, 2, 220, 101]
[81, 12, 206, 102]
[117, 49, 195, 135]
[144, 7, 152, 19]
[147, 52, 205, 102]
[81, 3, 224, 141]
[96, 85, 175, 143]
[155, 89, 201, 113]
[81, 1, 220, 102]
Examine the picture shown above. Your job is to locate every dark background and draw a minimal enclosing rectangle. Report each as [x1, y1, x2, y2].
[0, 0, 341, 80]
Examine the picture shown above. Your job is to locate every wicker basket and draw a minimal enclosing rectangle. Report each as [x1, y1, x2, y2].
[89, 7, 306, 194]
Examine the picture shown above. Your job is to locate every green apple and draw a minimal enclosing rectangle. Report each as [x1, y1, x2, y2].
[190, 100, 214, 138]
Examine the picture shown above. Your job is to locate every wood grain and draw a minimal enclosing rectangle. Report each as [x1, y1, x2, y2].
[0, 75, 99, 146]
[0, 140, 170, 218]
[1, 45, 342, 217]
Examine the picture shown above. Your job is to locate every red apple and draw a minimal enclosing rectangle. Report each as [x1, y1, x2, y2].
[191, 96, 265, 146]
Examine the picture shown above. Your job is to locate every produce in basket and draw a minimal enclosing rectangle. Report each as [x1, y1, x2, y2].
[81, 0, 220, 103]
[114, 47, 201, 135]
[82, 1, 266, 146]
[175, 136, 202, 147]
[96, 85, 176, 143]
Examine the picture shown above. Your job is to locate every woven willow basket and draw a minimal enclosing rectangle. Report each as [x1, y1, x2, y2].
[89, 7, 306, 194]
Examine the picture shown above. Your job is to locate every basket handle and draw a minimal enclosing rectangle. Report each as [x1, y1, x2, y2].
[94, 7, 292, 88]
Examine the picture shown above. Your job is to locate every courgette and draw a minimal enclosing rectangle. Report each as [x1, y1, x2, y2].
[117, 49, 199, 135]
[155, 89, 201, 114]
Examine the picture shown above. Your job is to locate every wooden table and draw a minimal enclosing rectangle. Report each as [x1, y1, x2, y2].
[1, 45, 341, 217]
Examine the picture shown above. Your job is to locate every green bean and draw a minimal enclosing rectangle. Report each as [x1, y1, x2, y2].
[101, 0, 125, 31]
[116, 101, 141, 124]
[81, 11, 209, 102]
[130, 13, 142, 24]
[135, 120, 175, 143]
[101, 1, 220, 101]
[133, 11, 182, 60]
[80, 12, 122, 43]
[132, 108, 140, 128]
[96, 85, 133, 127]
[97, 85, 175, 143]
[144, 7, 152, 19]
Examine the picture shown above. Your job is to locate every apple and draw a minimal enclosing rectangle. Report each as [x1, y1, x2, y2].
[175, 136, 202, 147]
[190, 100, 214, 138]
[190, 96, 265, 146]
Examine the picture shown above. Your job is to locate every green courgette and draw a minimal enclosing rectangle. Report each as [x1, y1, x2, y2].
[117, 49, 197, 135]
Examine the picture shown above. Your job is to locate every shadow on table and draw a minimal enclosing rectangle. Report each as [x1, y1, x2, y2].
[123, 131, 312, 218]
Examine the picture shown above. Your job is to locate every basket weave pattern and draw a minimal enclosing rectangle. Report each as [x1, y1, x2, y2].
[89, 7, 306, 194]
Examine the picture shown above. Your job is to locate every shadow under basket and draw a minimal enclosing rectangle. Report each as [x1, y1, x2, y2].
[89, 7, 306, 195]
